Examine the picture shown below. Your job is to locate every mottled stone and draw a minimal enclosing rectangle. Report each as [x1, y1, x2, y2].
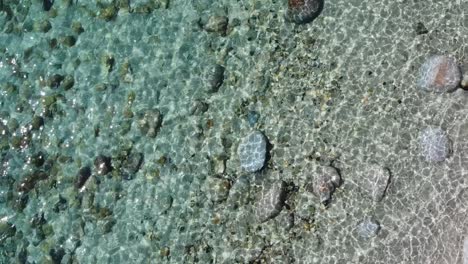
[418, 55, 461, 93]
[359, 164, 391, 202]
[122, 152, 144, 179]
[227, 175, 250, 209]
[419, 127, 451, 162]
[189, 100, 209, 115]
[17, 170, 48, 193]
[255, 181, 287, 223]
[247, 111, 259, 127]
[294, 192, 316, 220]
[205, 177, 231, 202]
[307, 165, 341, 205]
[356, 217, 380, 239]
[238, 131, 267, 172]
[205, 64, 225, 93]
[204, 16, 228, 35]
[154, 192, 173, 214]
[0, 217, 16, 243]
[286, 0, 324, 25]
[278, 211, 295, 231]
[137, 109, 162, 138]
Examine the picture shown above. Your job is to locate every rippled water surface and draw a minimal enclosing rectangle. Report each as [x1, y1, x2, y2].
[1, 0, 468, 263]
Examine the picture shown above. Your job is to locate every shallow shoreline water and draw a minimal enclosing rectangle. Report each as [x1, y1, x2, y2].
[1, 0, 468, 263]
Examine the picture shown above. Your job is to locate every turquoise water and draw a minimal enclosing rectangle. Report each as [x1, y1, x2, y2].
[1, 0, 468, 263]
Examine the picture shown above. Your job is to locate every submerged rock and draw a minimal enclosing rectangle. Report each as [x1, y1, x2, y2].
[227, 175, 250, 209]
[286, 0, 324, 25]
[137, 109, 162, 138]
[419, 127, 451, 162]
[204, 64, 225, 93]
[205, 177, 231, 202]
[307, 165, 341, 205]
[0, 217, 16, 243]
[418, 55, 461, 93]
[94, 155, 112, 176]
[359, 164, 391, 202]
[204, 16, 228, 35]
[75, 166, 91, 189]
[255, 181, 287, 223]
[238, 131, 267, 172]
[356, 217, 380, 239]
[17, 171, 48, 193]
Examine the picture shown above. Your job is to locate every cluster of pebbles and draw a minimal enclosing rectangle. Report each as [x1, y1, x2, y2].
[234, 51, 465, 244]
[417, 54, 466, 163]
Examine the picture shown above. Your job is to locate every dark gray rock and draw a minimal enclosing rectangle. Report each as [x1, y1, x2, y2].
[205, 64, 225, 93]
[94, 155, 112, 175]
[255, 181, 287, 223]
[75, 166, 91, 189]
[286, 0, 324, 25]
[227, 175, 250, 209]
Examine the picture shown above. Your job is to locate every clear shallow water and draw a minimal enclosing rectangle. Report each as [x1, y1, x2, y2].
[1, 0, 468, 263]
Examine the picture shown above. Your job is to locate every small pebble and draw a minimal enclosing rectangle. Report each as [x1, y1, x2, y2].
[238, 131, 267, 172]
[204, 16, 228, 35]
[17, 171, 48, 193]
[0, 217, 16, 243]
[356, 217, 380, 239]
[359, 164, 391, 202]
[43, 0, 54, 11]
[461, 74, 468, 90]
[137, 109, 162, 138]
[205, 64, 225, 93]
[49, 247, 65, 264]
[307, 165, 341, 205]
[154, 192, 173, 214]
[286, 0, 324, 25]
[75, 166, 91, 189]
[31, 116, 44, 130]
[419, 127, 451, 162]
[247, 111, 259, 127]
[125, 152, 143, 173]
[255, 181, 287, 223]
[28, 151, 45, 167]
[206, 177, 231, 202]
[94, 155, 112, 175]
[122, 152, 144, 180]
[414, 22, 428, 35]
[418, 55, 461, 93]
[227, 175, 250, 209]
